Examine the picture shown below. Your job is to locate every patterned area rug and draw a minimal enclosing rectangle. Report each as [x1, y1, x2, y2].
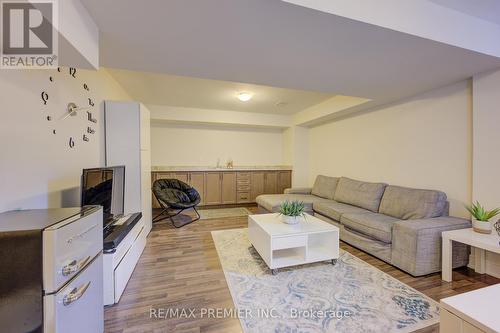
[212, 228, 440, 333]
[198, 207, 252, 220]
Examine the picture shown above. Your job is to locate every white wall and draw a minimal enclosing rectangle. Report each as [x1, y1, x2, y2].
[0, 68, 130, 212]
[309, 80, 472, 217]
[282, 126, 309, 186]
[151, 122, 284, 167]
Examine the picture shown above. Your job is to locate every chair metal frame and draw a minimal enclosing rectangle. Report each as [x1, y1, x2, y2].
[152, 189, 201, 228]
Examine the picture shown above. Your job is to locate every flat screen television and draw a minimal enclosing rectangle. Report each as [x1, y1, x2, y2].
[81, 166, 125, 226]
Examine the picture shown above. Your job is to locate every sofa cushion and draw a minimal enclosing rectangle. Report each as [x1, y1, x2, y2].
[256, 194, 330, 213]
[311, 175, 339, 199]
[333, 177, 387, 212]
[379, 185, 447, 219]
[313, 201, 369, 221]
[340, 212, 401, 244]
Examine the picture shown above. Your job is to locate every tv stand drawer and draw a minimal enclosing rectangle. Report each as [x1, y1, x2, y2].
[112, 217, 145, 269]
[114, 227, 146, 303]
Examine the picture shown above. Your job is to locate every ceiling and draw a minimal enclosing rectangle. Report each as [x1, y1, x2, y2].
[82, 0, 500, 113]
[429, 0, 500, 26]
[106, 69, 334, 114]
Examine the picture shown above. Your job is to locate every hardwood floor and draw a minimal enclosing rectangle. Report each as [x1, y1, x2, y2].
[104, 207, 499, 333]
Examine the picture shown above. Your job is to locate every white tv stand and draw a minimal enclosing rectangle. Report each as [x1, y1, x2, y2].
[104, 101, 152, 306]
[103, 216, 147, 306]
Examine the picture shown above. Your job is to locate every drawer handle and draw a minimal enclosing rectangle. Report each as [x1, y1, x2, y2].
[62, 256, 91, 276]
[66, 224, 98, 244]
[63, 281, 91, 306]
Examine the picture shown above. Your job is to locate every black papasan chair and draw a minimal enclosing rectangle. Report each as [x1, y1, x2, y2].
[152, 178, 201, 228]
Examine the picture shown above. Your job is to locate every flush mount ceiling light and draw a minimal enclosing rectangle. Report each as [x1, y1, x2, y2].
[237, 92, 253, 102]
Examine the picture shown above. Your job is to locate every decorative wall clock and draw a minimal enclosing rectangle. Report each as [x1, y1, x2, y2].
[41, 66, 97, 149]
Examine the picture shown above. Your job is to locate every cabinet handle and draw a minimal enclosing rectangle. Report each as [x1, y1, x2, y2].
[63, 281, 91, 306]
[61, 256, 91, 276]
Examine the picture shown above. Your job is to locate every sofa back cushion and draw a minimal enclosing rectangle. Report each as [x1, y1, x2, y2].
[379, 185, 447, 219]
[333, 177, 387, 212]
[311, 175, 339, 199]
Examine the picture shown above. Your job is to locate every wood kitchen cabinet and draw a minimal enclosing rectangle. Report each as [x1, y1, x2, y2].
[221, 172, 237, 204]
[237, 172, 251, 203]
[250, 172, 265, 202]
[263, 172, 278, 194]
[204, 172, 222, 205]
[189, 172, 205, 206]
[277, 171, 292, 194]
[151, 169, 292, 208]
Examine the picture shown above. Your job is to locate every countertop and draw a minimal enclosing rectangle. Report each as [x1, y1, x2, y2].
[151, 165, 293, 172]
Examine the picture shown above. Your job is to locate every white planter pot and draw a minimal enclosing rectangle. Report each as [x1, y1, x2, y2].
[472, 219, 492, 234]
[282, 215, 300, 225]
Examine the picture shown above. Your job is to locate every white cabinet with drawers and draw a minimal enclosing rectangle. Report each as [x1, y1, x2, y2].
[440, 284, 500, 333]
[0, 207, 103, 333]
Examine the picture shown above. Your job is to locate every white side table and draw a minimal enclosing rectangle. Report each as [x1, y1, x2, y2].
[442, 228, 500, 281]
[440, 283, 500, 333]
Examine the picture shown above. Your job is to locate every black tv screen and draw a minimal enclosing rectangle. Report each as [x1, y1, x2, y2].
[81, 166, 125, 223]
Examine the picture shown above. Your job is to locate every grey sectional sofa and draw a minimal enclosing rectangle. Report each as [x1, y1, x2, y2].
[256, 175, 470, 276]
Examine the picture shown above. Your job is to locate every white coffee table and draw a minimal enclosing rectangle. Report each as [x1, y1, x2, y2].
[248, 213, 339, 274]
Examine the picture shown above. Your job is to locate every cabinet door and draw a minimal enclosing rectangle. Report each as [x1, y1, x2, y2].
[204, 172, 222, 205]
[154, 172, 172, 181]
[251, 172, 265, 202]
[277, 171, 292, 194]
[171, 172, 189, 183]
[189, 172, 205, 206]
[264, 172, 278, 194]
[155, 172, 189, 183]
[440, 308, 462, 333]
[221, 172, 237, 204]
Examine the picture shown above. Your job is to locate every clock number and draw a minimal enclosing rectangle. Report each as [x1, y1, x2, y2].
[46, 116, 51, 121]
[57, 67, 61, 72]
[41, 91, 48, 105]
[87, 111, 97, 123]
[69, 67, 77, 78]
[69, 137, 75, 148]
[83, 135, 89, 142]
[52, 129, 56, 134]
[83, 83, 89, 91]
[88, 98, 94, 107]
[87, 127, 95, 134]
[49, 76, 53, 82]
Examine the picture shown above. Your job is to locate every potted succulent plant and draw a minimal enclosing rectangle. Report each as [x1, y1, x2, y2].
[465, 201, 500, 234]
[279, 200, 306, 224]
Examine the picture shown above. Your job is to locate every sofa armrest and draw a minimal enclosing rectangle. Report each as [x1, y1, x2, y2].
[391, 216, 471, 276]
[284, 187, 312, 194]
